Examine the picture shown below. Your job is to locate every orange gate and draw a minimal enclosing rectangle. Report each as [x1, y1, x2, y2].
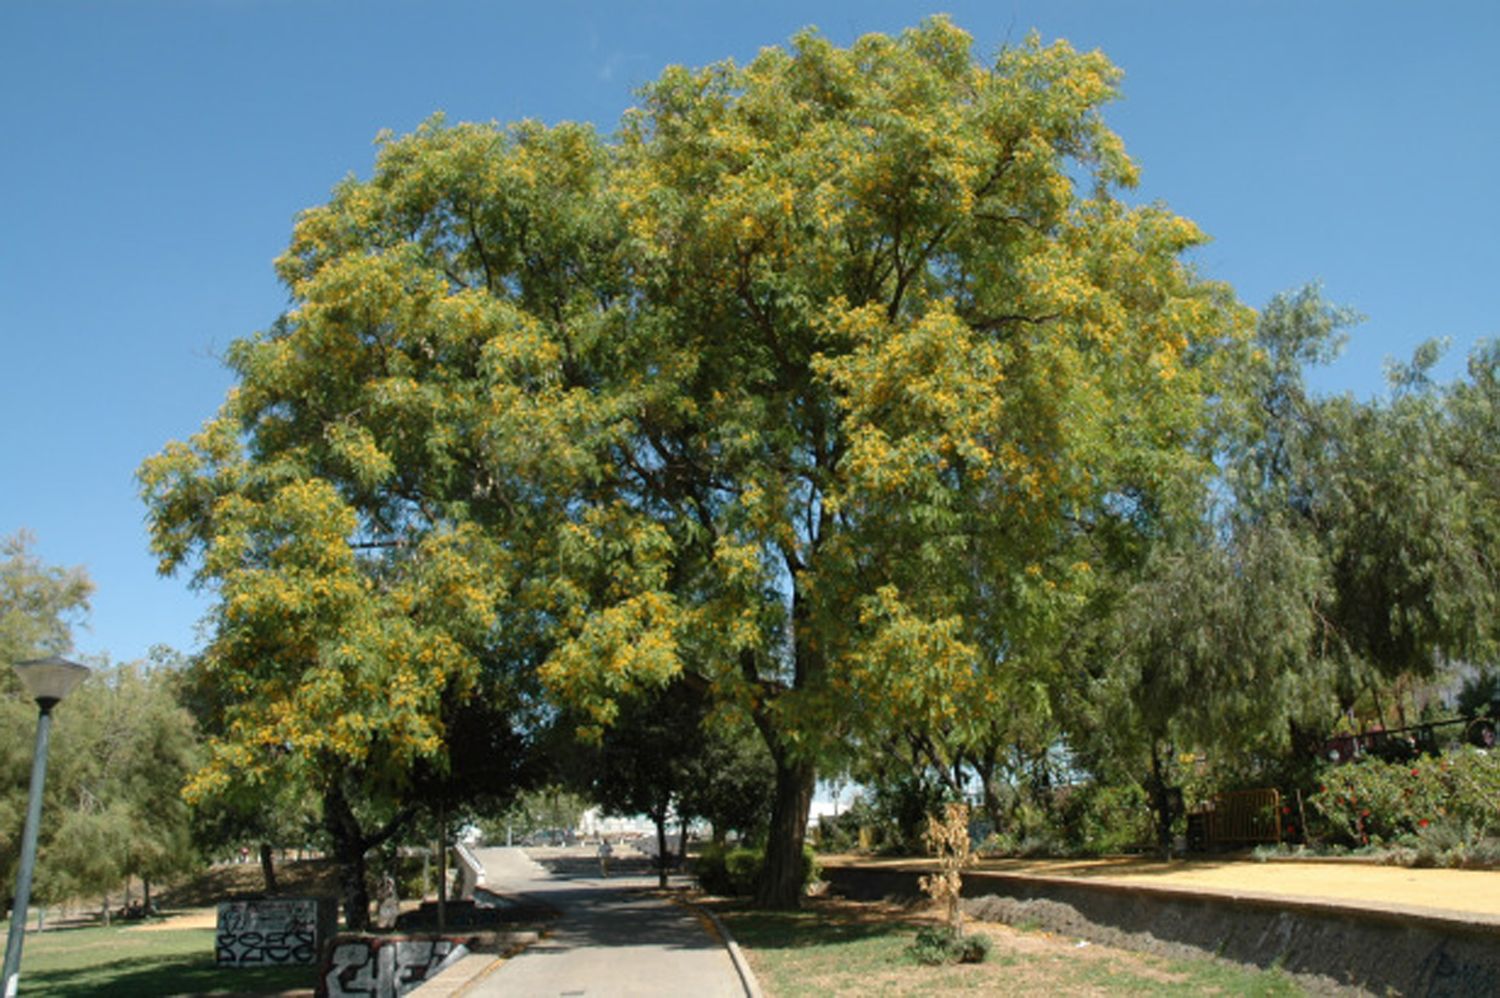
[1188, 788, 1282, 849]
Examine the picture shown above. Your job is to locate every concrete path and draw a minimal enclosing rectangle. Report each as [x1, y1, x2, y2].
[459, 846, 745, 998]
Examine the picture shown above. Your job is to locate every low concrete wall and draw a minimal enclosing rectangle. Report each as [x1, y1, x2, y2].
[215, 896, 338, 966]
[452, 843, 485, 900]
[823, 864, 1500, 996]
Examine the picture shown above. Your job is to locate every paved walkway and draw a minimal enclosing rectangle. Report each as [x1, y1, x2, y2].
[457, 846, 745, 998]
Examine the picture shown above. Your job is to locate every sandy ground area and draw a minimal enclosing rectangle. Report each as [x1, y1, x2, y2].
[126, 908, 220, 931]
[823, 855, 1500, 922]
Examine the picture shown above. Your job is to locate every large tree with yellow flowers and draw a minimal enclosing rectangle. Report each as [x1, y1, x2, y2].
[142, 17, 1250, 912]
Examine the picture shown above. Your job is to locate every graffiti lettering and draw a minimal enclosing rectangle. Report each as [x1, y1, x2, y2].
[216, 898, 324, 966]
[319, 936, 470, 998]
[1414, 940, 1500, 998]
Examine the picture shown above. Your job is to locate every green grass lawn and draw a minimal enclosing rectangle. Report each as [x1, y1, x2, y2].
[0, 920, 315, 997]
[718, 901, 1306, 997]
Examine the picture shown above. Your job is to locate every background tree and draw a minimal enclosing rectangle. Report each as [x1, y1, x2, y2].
[2, 532, 93, 902]
[1058, 289, 1359, 853]
[0, 531, 91, 689]
[1059, 289, 1499, 855]
[30, 662, 201, 916]
[482, 785, 592, 844]
[1072, 514, 1324, 855]
[1, 539, 199, 918]
[676, 714, 775, 848]
[1236, 288, 1497, 727]
[586, 682, 706, 887]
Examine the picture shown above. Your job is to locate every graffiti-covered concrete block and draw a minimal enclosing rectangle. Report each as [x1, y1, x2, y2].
[317, 934, 474, 998]
[215, 896, 337, 966]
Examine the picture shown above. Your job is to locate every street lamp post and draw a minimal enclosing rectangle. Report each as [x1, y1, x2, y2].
[3, 656, 88, 998]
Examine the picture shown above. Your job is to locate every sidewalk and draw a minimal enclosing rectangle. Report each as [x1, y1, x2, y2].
[446, 846, 748, 998]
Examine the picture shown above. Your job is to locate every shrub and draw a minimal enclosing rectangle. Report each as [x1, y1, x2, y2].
[1054, 781, 1151, 855]
[910, 925, 955, 965]
[693, 842, 819, 897]
[957, 931, 992, 963]
[693, 843, 737, 895]
[1309, 747, 1500, 850]
[909, 924, 990, 965]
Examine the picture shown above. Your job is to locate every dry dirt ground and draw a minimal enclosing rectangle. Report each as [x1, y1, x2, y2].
[115, 857, 345, 931]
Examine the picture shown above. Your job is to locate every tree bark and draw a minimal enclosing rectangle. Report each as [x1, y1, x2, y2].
[259, 842, 278, 894]
[754, 755, 815, 908]
[321, 779, 417, 931]
[973, 742, 1004, 837]
[654, 811, 669, 889]
[437, 799, 447, 935]
[323, 782, 372, 931]
[1147, 742, 1175, 860]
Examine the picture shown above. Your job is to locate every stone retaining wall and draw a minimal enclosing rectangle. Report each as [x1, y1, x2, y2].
[823, 864, 1500, 996]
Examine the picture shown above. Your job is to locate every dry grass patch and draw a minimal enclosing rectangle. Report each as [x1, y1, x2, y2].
[156, 859, 341, 909]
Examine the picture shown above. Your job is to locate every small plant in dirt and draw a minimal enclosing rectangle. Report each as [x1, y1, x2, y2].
[910, 802, 989, 964]
[910, 923, 992, 965]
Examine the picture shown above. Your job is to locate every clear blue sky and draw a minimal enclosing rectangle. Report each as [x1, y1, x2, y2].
[2, 1, 1496, 665]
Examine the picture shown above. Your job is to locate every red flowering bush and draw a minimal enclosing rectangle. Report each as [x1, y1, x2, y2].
[1308, 747, 1500, 847]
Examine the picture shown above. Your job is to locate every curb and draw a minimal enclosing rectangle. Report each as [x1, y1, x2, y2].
[697, 904, 765, 998]
[406, 929, 543, 996]
[664, 894, 763, 998]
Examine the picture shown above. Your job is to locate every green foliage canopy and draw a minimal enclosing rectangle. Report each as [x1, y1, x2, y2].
[141, 18, 1252, 906]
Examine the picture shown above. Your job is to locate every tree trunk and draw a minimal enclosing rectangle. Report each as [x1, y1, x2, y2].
[323, 782, 372, 931]
[259, 842, 278, 894]
[754, 755, 815, 908]
[437, 800, 447, 935]
[973, 743, 1004, 838]
[677, 814, 690, 868]
[654, 811, 669, 889]
[143, 877, 152, 915]
[1147, 743, 1175, 860]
